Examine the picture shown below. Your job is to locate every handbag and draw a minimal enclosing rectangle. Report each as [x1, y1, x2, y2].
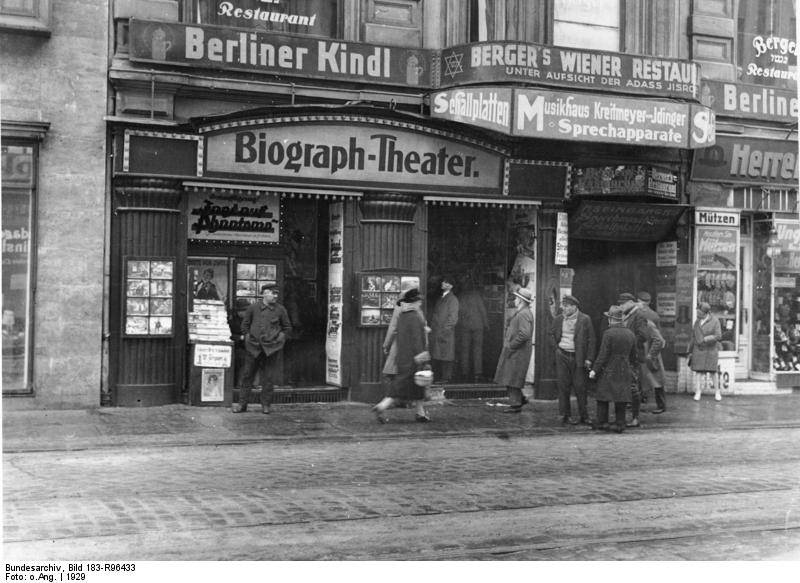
[413, 350, 431, 365]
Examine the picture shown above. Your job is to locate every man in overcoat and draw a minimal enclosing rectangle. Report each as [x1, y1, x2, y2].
[233, 284, 292, 414]
[430, 275, 459, 384]
[637, 291, 667, 413]
[619, 292, 652, 428]
[494, 287, 534, 413]
[551, 294, 596, 425]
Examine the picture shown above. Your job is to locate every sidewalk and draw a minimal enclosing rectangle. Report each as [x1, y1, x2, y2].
[3, 392, 799, 453]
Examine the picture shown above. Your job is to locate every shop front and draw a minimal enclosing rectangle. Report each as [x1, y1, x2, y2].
[109, 108, 570, 405]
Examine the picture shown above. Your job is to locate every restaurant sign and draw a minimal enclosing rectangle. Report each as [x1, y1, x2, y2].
[741, 33, 797, 86]
[572, 165, 679, 200]
[692, 136, 799, 187]
[439, 42, 699, 100]
[700, 80, 798, 123]
[202, 119, 504, 196]
[129, 19, 434, 88]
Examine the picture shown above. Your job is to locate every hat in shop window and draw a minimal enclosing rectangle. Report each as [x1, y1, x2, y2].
[617, 292, 636, 304]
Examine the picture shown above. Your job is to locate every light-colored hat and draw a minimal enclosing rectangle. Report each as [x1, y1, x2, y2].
[513, 288, 533, 303]
[604, 305, 625, 321]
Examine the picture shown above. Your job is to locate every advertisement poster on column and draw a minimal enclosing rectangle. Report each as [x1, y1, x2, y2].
[326, 203, 344, 386]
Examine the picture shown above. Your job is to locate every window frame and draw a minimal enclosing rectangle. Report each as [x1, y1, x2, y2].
[0, 0, 51, 36]
[1, 130, 42, 395]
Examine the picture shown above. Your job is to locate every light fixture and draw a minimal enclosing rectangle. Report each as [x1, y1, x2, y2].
[766, 227, 782, 259]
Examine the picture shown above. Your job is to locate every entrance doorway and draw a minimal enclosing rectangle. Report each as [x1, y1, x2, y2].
[426, 205, 510, 383]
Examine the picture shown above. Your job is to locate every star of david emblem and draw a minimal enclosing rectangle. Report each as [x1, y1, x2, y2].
[443, 51, 464, 79]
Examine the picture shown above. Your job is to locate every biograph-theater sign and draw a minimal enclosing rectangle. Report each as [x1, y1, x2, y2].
[200, 118, 505, 196]
[692, 136, 799, 186]
[439, 42, 699, 100]
[432, 86, 716, 148]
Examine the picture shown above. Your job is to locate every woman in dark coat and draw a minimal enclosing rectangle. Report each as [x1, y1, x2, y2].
[688, 302, 722, 401]
[589, 305, 638, 433]
[493, 287, 534, 413]
[372, 288, 431, 423]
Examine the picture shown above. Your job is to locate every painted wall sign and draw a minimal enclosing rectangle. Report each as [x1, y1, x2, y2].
[774, 219, 800, 274]
[512, 88, 715, 148]
[572, 165, 678, 200]
[692, 136, 799, 187]
[129, 19, 434, 88]
[193, 343, 232, 368]
[431, 87, 513, 133]
[569, 201, 685, 242]
[187, 191, 281, 243]
[700, 80, 799, 123]
[439, 41, 699, 100]
[741, 33, 797, 85]
[202, 120, 504, 195]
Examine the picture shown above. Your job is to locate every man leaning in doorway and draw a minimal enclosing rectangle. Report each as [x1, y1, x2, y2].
[551, 295, 596, 425]
[431, 275, 459, 384]
[232, 284, 292, 414]
[637, 291, 667, 414]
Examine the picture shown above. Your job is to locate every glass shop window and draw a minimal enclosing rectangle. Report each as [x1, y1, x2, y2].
[553, 0, 620, 51]
[2, 143, 36, 394]
[467, 0, 546, 43]
[182, 0, 340, 38]
[737, 0, 797, 89]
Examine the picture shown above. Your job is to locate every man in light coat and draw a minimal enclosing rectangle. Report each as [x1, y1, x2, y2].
[494, 287, 534, 413]
[430, 275, 459, 384]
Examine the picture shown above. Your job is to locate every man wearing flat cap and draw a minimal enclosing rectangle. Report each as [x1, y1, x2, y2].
[551, 294, 596, 425]
[233, 284, 292, 414]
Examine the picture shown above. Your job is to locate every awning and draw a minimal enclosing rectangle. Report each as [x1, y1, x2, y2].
[569, 200, 689, 241]
[183, 181, 362, 199]
[424, 196, 541, 208]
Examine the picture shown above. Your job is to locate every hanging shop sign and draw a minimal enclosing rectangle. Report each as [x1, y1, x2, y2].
[774, 219, 800, 273]
[692, 136, 799, 187]
[431, 87, 513, 134]
[186, 191, 281, 243]
[512, 88, 715, 148]
[568, 201, 687, 241]
[656, 241, 678, 267]
[129, 19, 434, 88]
[740, 32, 797, 86]
[202, 119, 505, 196]
[699, 80, 798, 123]
[571, 165, 679, 200]
[438, 41, 699, 100]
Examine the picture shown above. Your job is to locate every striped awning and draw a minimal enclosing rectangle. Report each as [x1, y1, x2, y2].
[183, 181, 362, 199]
[423, 196, 541, 208]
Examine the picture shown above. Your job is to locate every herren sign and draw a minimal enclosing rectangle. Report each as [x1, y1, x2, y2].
[692, 136, 799, 186]
[201, 119, 505, 196]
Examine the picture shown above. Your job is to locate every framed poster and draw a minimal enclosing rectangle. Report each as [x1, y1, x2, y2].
[123, 257, 175, 337]
[188, 257, 230, 310]
[201, 368, 225, 402]
[236, 261, 280, 298]
[358, 272, 420, 327]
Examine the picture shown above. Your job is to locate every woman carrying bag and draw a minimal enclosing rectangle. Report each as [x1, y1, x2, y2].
[688, 302, 722, 401]
[372, 288, 432, 423]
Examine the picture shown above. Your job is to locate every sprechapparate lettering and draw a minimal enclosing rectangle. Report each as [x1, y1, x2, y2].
[234, 132, 479, 177]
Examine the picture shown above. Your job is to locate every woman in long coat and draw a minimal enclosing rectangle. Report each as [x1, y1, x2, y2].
[688, 302, 722, 401]
[589, 305, 638, 433]
[372, 288, 431, 422]
[493, 288, 534, 413]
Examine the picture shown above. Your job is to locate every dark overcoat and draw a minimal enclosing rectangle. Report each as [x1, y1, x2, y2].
[640, 319, 665, 391]
[242, 301, 292, 358]
[388, 305, 427, 402]
[493, 306, 534, 389]
[551, 310, 597, 365]
[592, 324, 637, 403]
[689, 314, 722, 372]
[430, 292, 459, 361]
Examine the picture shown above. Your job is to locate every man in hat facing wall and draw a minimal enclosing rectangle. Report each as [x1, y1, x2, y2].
[618, 292, 654, 427]
[233, 284, 292, 414]
[430, 275, 459, 384]
[551, 295, 596, 425]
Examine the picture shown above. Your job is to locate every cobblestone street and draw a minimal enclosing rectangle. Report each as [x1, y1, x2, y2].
[4, 418, 800, 561]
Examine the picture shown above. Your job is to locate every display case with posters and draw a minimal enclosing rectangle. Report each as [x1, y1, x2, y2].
[123, 257, 175, 337]
[357, 273, 418, 327]
[694, 211, 740, 354]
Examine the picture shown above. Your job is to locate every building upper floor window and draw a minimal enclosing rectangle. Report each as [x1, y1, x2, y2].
[737, 0, 797, 89]
[0, 0, 51, 35]
[183, 0, 340, 38]
[553, 0, 620, 51]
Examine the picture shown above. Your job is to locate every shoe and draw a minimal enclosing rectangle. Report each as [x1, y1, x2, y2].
[651, 408, 665, 414]
[693, 391, 702, 401]
[504, 406, 522, 414]
[376, 414, 389, 424]
[231, 403, 247, 413]
[521, 396, 530, 406]
[715, 392, 722, 401]
[262, 404, 271, 414]
[614, 424, 625, 434]
[415, 414, 431, 422]
[626, 418, 640, 428]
